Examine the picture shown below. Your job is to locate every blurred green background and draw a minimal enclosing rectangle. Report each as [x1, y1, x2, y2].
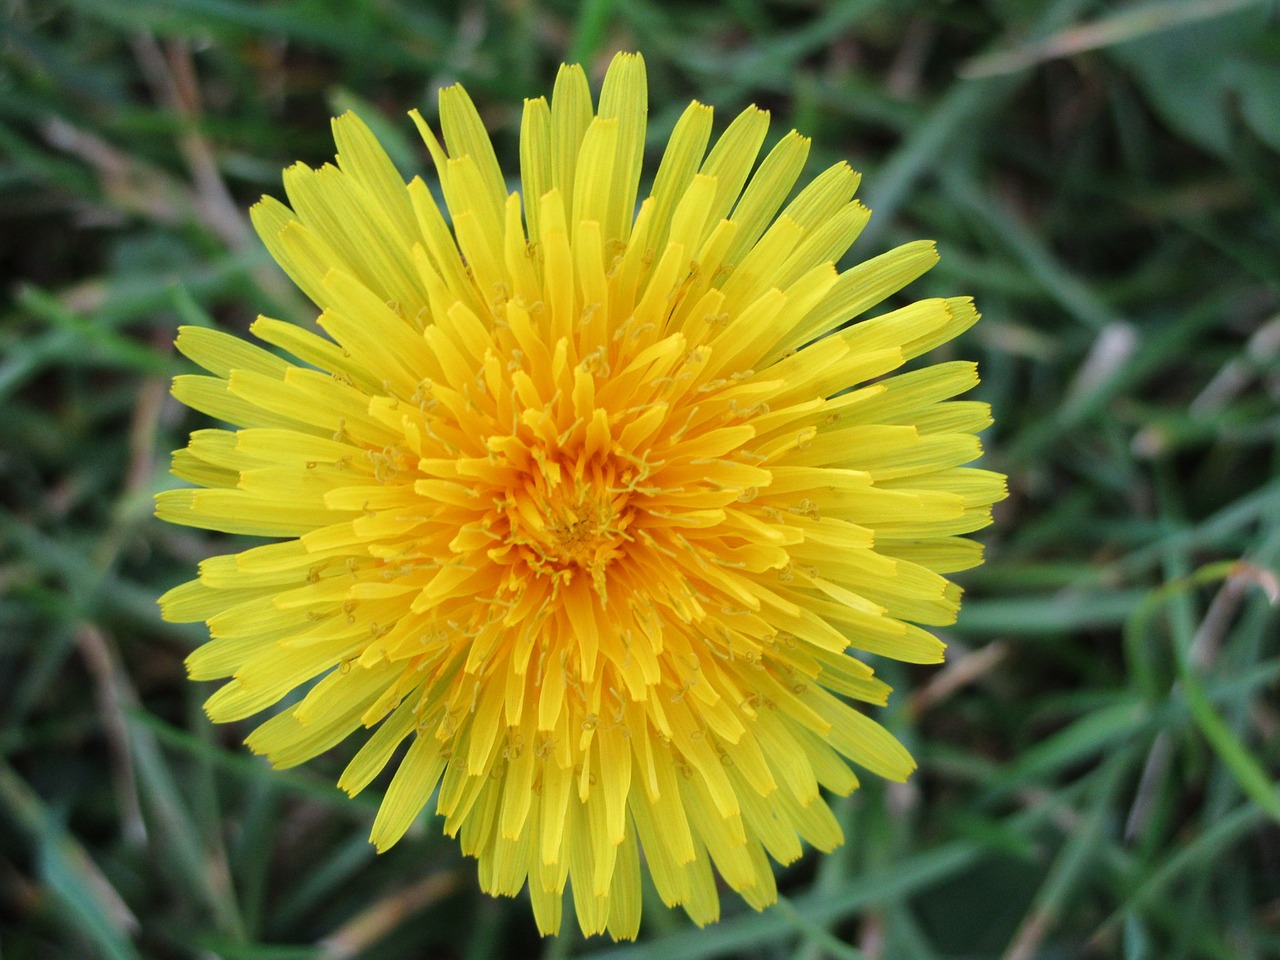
[3, 0, 1279, 957]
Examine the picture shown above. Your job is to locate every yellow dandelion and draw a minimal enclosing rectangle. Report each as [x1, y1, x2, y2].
[157, 52, 1005, 939]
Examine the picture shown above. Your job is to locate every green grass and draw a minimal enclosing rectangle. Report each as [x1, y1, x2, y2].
[3, 0, 1279, 957]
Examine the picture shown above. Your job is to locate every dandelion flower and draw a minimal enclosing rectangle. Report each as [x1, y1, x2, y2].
[157, 52, 1006, 939]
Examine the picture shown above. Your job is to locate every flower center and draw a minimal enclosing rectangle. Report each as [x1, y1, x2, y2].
[507, 457, 637, 590]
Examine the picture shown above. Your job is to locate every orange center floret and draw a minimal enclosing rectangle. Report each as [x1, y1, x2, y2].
[505, 454, 637, 589]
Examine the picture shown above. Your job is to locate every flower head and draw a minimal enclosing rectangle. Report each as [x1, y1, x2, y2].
[158, 52, 1005, 939]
